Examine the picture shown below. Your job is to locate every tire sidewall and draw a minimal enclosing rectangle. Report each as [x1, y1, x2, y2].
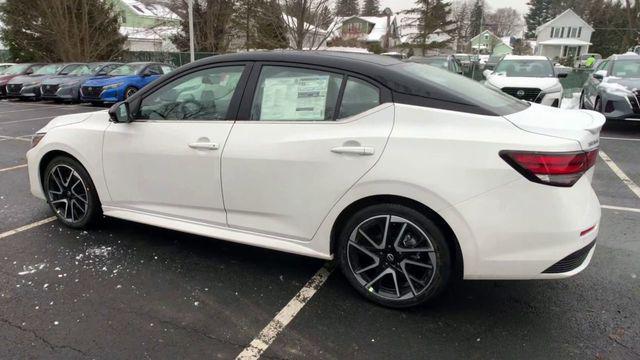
[336, 204, 451, 308]
[124, 87, 137, 99]
[43, 156, 101, 229]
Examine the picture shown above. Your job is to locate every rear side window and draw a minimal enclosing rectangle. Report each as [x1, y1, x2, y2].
[251, 66, 342, 121]
[339, 78, 380, 119]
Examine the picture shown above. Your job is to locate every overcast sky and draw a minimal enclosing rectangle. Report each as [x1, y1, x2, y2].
[380, 0, 529, 15]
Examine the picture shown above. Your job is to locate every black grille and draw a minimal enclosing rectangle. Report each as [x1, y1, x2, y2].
[41, 84, 59, 96]
[6, 84, 23, 95]
[543, 241, 596, 274]
[81, 86, 103, 99]
[631, 91, 640, 113]
[501, 87, 542, 102]
[0, 85, 6, 97]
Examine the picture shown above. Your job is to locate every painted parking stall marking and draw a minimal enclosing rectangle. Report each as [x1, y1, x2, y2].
[601, 204, 640, 214]
[0, 163, 27, 173]
[235, 262, 334, 360]
[0, 217, 56, 240]
[599, 150, 640, 199]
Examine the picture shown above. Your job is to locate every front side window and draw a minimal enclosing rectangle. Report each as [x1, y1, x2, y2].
[339, 78, 380, 119]
[397, 62, 529, 115]
[137, 65, 245, 121]
[494, 60, 555, 78]
[251, 66, 342, 121]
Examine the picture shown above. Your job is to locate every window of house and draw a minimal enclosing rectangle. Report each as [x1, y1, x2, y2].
[577, 27, 582, 38]
[550, 27, 554, 38]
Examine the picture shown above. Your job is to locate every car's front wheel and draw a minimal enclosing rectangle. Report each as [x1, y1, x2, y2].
[43, 156, 101, 229]
[337, 204, 451, 308]
[124, 87, 137, 99]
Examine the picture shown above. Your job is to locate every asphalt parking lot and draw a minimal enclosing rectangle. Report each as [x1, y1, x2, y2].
[0, 100, 639, 360]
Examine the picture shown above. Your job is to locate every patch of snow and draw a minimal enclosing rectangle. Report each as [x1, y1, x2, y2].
[561, 92, 581, 110]
[18, 262, 47, 276]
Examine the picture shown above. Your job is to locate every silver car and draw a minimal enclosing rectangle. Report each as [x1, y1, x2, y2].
[40, 62, 122, 103]
[580, 53, 640, 120]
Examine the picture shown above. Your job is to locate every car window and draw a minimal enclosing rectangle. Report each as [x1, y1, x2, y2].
[110, 64, 144, 76]
[610, 59, 640, 78]
[69, 65, 93, 76]
[397, 62, 529, 115]
[147, 65, 163, 76]
[339, 78, 380, 119]
[494, 60, 555, 77]
[137, 66, 245, 121]
[251, 66, 342, 121]
[59, 64, 81, 75]
[161, 65, 174, 74]
[34, 64, 62, 75]
[596, 61, 609, 72]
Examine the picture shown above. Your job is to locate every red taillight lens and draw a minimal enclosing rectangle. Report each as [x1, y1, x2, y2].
[500, 148, 598, 187]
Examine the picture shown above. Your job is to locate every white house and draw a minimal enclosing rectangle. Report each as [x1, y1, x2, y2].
[535, 9, 594, 61]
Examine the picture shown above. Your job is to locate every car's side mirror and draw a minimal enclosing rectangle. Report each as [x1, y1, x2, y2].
[25, 69, 34, 75]
[109, 102, 132, 123]
[483, 69, 493, 78]
[557, 73, 568, 78]
[593, 70, 606, 80]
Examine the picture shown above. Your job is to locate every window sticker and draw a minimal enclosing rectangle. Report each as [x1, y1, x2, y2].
[260, 75, 330, 120]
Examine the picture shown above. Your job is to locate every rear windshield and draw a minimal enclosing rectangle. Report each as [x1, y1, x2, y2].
[395, 62, 529, 115]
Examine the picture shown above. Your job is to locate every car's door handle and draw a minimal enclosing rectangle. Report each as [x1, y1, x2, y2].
[188, 142, 219, 150]
[331, 146, 375, 155]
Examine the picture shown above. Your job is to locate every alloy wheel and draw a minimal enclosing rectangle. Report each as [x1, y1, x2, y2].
[125, 88, 137, 99]
[346, 215, 437, 300]
[47, 164, 89, 223]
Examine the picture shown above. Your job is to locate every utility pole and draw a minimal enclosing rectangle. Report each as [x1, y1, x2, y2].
[188, 0, 195, 63]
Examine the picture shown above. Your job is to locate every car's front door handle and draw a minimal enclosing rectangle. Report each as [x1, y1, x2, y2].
[188, 142, 219, 151]
[331, 146, 375, 156]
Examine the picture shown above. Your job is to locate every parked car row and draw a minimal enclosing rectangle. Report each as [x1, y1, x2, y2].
[0, 62, 175, 105]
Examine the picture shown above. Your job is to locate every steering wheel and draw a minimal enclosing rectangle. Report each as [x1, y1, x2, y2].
[178, 100, 204, 119]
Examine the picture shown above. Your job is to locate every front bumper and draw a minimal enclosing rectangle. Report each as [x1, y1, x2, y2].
[7, 84, 42, 99]
[599, 92, 640, 120]
[80, 87, 120, 104]
[41, 84, 80, 101]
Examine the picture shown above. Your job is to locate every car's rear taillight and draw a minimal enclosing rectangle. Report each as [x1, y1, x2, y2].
[500, 149, 598, 187]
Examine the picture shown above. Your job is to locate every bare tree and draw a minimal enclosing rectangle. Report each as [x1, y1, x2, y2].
[485, 7, 522, 37]
[267, 0, 338, 50]
[451, 0, 472, 52]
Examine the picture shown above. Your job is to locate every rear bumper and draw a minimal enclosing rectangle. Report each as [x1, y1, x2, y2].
[441, 173, 600, 280]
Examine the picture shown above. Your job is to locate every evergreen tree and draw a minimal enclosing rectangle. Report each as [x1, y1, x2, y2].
[469, 0, 484, 38]
[173, 0, 235, 53]
[0, 0, 125, 62]
[524, 0, 554, 39]
[362, 0, 381, 16]
[335, 0, 360, 17]
[407, 0, 455, 56]
[254, 0, 289, 49]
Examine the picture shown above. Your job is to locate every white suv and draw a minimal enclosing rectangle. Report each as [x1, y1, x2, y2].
[484, 55, 566, 108]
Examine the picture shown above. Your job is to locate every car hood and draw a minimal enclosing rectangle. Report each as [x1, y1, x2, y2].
[83, 75, 137, 87]
[488, 75, 561, 91]
[39, 111, 97, 133]
[600, 78, 640, 94]
[42, 75, 93, 86]
[0, 74, 18, 84]
[503, 103, 605, 151]
[7, 74, 54, 84]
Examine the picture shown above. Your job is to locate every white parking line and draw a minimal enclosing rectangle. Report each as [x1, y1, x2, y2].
[235, 263, 334, 360]
[0, 217, 56, 240]
[601, 205, 640, 214]
[0, 106, 74, 114]
[599, 150, 640, 200]
[0, 164, 27, 173]
[0, 135, 31, 142]
[601, 136, 640, 142]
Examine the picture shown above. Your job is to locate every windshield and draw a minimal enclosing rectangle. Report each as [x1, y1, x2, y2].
[3, 64, 30, 75]
[493, 59, 554, 77]
[397, 63, 529, 115]
[456, 55, 471, 61]
[109, 64, 144, 76]
[34, 64, 62, 75]
[69, 65, 93, 76]
[488, 56, 502, 62]
[610, 59, 640, 78]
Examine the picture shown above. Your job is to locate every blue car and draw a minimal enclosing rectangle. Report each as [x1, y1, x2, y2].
[80, 62, 175, 105]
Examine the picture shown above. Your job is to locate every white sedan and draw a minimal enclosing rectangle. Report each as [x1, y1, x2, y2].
[27, 51, 604, 308]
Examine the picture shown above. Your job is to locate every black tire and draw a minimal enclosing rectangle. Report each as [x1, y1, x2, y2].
[336, 203, 451, 308]
[43, 156, 101, 229]
[124, 87, 137, 99]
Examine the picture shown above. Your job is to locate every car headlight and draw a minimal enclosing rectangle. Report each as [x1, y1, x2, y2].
[543, 83, 563, 94]
[102, 82, 124, 91]
[31, 132, 46, 148]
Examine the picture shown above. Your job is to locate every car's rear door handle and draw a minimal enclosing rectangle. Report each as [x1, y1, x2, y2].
[331, 146, 375, 155]
[188, 142, 219, 150]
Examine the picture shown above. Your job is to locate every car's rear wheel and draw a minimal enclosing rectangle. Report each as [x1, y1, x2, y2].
[43, 157, 101, 229]
[124, 87, 137, 99]
[336, 204, 451, 308]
